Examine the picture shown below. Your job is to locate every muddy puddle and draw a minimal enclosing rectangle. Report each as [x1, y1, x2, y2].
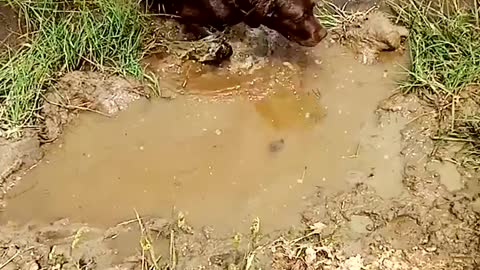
[1, 44, 409, 235]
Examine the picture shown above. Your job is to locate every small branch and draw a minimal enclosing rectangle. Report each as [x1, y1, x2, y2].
[431, 136, 477, 143]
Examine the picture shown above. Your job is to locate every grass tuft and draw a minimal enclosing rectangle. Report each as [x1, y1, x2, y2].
[389, 0, 480, 96]
[0, 0, 151, 136]
[389, 0, 480, 168]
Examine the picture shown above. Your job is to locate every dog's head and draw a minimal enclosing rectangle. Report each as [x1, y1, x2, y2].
[259, 0, 327, 47]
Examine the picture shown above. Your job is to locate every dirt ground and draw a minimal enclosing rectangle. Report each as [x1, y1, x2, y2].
[0, 1, 479, 269]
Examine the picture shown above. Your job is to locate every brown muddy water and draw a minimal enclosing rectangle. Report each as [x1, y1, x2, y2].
[2, 44, 409, 235]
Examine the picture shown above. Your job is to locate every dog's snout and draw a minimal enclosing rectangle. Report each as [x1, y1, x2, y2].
[318, 27, 328, 40]
[296, 23, 327, 47]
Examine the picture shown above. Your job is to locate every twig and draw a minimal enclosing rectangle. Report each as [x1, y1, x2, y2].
[116, 215, 152, 227]
[169, 229, 176, 269]
[43, 97, 111, 117]
[135, 210, 161, 270]
[431, 136, 477, 143]
[406, 110, 436, 125]
[451, 95, 459, 132]
[347, 143, 360, 158]
[0, 250, 20, 269]
[152, 13, 182, 19]
[0, 247, 34, 269]
[135, 210, 147, 270]
[245, 246, 264, 270]
[181, 62, 193, 89]
[297, 166, 308, 183]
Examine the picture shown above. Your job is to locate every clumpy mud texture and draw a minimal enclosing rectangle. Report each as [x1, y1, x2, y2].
[0, 137, 43, 198]
[41, 71, 146, 141]
[344, 11, 408, 64]
[147, 17, 234, 65]
[0, 3, 19, 49]
[0, 219, 116, 270]
[320, 5, 409, 64]
[0, 216, 176, 270]
[283, 95, 480, 269]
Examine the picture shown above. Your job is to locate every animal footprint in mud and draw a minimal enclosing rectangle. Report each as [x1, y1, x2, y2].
[269, 138, 285, 153]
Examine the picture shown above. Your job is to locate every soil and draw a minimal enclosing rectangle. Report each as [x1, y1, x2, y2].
[0, 2, 19, 49]
[40, 71, 145, 142]
[0, 1, 479, 270]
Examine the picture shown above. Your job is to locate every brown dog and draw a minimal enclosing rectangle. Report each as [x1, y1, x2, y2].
[149, 0, 327, 47]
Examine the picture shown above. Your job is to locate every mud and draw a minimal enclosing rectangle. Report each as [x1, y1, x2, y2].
[2, 38, 410, 236]
[41, 71, 146, 142]
[289, 94, 480, 269]
[0, 3, 19, 49]
[0, 1, 479, 270]
[0, 137, 43, 200]
[319, 3, 409, 64]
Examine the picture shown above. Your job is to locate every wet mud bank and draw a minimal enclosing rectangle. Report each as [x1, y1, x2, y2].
[0, 1, 479, 269]
[1, 92, 478, 269]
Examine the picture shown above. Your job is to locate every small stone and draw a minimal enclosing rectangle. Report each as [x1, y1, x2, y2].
[305, 247, 317, 265]
[269, 139, 285, 153]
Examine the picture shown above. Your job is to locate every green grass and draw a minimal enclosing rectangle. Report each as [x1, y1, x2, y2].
[0, 0, 151, 136]
[389, 0, 480, 168]
[389, 0, 480, 96]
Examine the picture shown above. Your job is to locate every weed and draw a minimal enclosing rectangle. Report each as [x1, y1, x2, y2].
[389, 0, 480, 168]
[0, 0, 151, 136]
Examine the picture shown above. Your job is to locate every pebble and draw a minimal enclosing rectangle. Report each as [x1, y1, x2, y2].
[269, 139, 285, 153]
